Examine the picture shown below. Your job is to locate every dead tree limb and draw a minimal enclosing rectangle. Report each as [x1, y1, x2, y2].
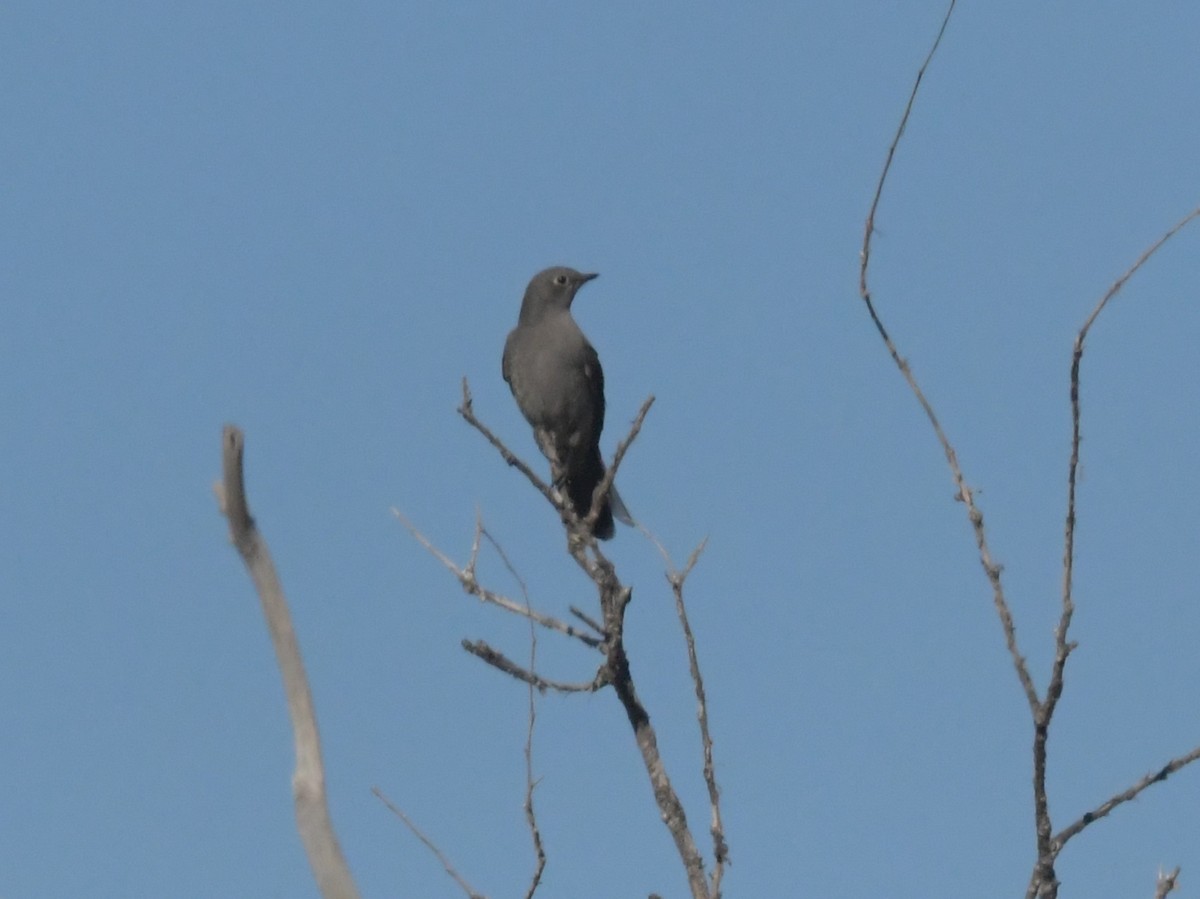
[1155, 866, 1181, 899]
[372, 787, 485, 899]
[214, 425, 360, 899]
[479, 527, 548, 899]
[416, 385, 717, 899]
[859, 4, 1200, 898]
[645, 531, 726, 894]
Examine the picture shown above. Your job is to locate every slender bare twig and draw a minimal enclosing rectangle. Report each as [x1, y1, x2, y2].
[1020, 206, 1200, 899]
[459, 376, 592, 538]
[462, 640, 602, 693]
[372, 787, 485, 899]
[858, 1, 1040, 716]
[479, 527, 547, 899]
[643, 527, 726, 894]
[1057, 205, 1200, 718]
[214, 426, 360, 899]
[521, 675, 547, 899]
[1155, 866, 1181, 899]
[1058, 206, 1200, 705]
[1055, 746, 1200, 849]
[585, 396, 656, 535]
[569, 605, 607, 637]
[459, 378, 558, 510]
[393, 507, 603, 648]
[859, 0, 957, 304]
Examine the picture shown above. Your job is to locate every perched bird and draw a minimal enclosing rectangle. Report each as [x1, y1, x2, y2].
[502, 266, 632, 539]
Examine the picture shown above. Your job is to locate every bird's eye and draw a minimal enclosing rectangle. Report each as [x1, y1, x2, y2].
[553, 274, 568, 286]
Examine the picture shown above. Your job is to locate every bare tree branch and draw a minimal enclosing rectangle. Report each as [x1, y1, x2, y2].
[585, 395, 656, 535]
[393, 507, 604, 649]
[1054, 746, 1200, 849]
[569, 605, 607, 637]
[447, 395, 713, 898]
[1057, 205, 1200, 713]
[521, 682, 547, 899]
[1155, 866, 1181, 899]
[574, 549, 711, 897]
[459, 378, 558, 511]
[857, 2, 1040, 718]
[643, 529, 727, 893]
[372, 787, 485, 899]
[462, 640, 602, 694]
[1023, 205, 1200, 898]
[478, 528, 548, 899]
[863, 21, 1200, 889]
[858, 7, 1195, 898]
[214, 425, 360, 899]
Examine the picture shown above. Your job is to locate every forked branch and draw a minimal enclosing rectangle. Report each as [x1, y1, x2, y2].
[859, 2, 1200, 897]
[408, 389, 718, 899]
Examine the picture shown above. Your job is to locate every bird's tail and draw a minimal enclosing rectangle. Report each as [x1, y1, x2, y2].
[609, 483, 635, 528]
[568, 451, 634, 541]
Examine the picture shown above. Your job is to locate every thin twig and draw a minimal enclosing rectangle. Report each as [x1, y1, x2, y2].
[1027, 206, 1200, 898]
[859, 0, 958, 304]
[393, 507, 603, 648]
[1053, 745, 1200, 849]
[643, 528, 726, 893]
[214, 426, 360, 899]
[462, 640, 602, 693]
[1056, 204, 1200, 720]
[857, 0, 1038, 716]
[479, 528, 548, 899]
[458, 378, 559, 512]
[569, 605, 607, 637]
[586, 395, 655, 534]
[372, 787, 485, 899]
[1155, 866, 1181, 899]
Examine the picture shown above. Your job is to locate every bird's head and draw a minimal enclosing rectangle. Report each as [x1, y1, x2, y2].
[519, 266, 598, 322]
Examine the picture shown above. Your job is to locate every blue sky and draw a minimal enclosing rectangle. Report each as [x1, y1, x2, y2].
[3, 3, 1199, 897]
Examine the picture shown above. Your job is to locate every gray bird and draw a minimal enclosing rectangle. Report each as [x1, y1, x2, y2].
[502, 266, 632, 539]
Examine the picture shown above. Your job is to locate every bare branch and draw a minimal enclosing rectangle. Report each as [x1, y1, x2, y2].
[859, 0, 957, 305]
[458, 377, 561, 509]
[522, 689, 547, 899]
[393, 507, 603, 648]
[1155, 866, 1181, 899]
[863, 2, 1198, 896]
[478, 528, 548, 899]
[1054, 205, 1200, 719]
[641, 528, 726, 889]
[569, 605, 606, 637]
[586, 395, 656, 534]
[1053, 745, 1200, 849]
[675, 539, 727, 887]
[372, 787, 485, 899]
[449, 390, 711, 897]
[856, 0, 1039, 717]
[462, 640, 602, 694]
[607, 639, 711, 899]
[214, 426, 359, 899]
[568, 532, 712, 898]
[1023, 207, 1200, 899]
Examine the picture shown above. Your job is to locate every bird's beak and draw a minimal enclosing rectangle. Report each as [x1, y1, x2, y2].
[579, 272, 599, 284]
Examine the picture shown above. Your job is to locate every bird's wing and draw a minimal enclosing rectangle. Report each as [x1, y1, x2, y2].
[582, 339, 606, 434]
[501, 330, 515, 385]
